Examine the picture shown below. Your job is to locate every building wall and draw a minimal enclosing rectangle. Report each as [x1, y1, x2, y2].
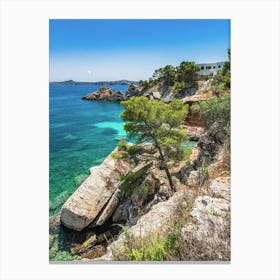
[197, 62, 225, 76]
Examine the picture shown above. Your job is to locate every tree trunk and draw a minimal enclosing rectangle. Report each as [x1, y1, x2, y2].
[154, 142, 175, 192]
[163, 166, 175, 192]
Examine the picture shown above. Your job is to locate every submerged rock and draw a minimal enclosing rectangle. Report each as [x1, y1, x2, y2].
[60, 148, 133, 231]
[82, 88, 126, 101]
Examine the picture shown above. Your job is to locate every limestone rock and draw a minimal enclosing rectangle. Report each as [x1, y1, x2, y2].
[186, 170, 200, 188]
[184, 125, 205, 141]
[95, 189, 122, 226]
[60, 148, 132, 231]
[208, 160, 229, 179]
[112, 199, 131, 223]
[71, 234, 97, 255]
[96, 191, 187, 260]
[209, 177, 230, 201]
[189, 147, 200, 165]
[125, 84, 143, 98]
[82, 88, 126, 101]
[181, 182, 230, 260]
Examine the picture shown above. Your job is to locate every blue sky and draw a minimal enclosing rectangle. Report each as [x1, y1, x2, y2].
[50, 19, 230, 82]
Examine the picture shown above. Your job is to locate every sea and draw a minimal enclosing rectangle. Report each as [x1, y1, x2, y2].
[49, 84, 129, 216]
[49, 83, 198, 260]
[49, 84, 197, 217]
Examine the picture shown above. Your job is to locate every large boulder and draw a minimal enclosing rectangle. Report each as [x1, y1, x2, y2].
[60, 148, 132, 231]
[181, 177, 231, 261]
[94, 191, 188, 260]
[82, 88, 126, 101]
[95, 189, 122, 226]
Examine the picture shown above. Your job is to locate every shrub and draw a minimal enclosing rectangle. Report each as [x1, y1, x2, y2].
[127, 144, 142, 156]
[196, 94, 230, 130]
[119, 164, 150, 198]
[118, 139, 128, 151]
[173, 81, 186, 94]
[52, 251, 73, 261]
[111, 153, 128, 160]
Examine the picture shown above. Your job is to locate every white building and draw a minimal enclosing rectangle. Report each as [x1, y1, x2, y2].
[197, 62, 225, 76]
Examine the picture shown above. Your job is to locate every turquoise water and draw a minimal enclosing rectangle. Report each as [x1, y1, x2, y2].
[49, 84, 129, 216]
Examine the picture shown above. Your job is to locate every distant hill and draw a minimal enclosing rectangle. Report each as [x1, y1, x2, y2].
[50, 80, 139, 86]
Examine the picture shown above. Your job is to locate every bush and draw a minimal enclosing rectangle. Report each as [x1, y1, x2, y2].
[119, 165, 150, 198]
[113, 194, 193, 261]
[52, 251, 73, 261]
[196, 94, 230, 130]
[118, 139, 128, 151]
[173, 81, 186, 94]
[111, 153, 128, 160]
[127, 144, 142, 156]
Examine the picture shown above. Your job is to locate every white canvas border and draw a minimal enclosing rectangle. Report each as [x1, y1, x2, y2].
[0, 0, 279, 279]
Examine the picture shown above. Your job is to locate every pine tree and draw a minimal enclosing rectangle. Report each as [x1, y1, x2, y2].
[120, 97, 190, 191]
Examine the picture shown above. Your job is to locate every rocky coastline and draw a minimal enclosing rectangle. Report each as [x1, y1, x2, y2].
[50, 70, 231, 261]
[82, 88, 126, 101]
[49, 112, 231, 261]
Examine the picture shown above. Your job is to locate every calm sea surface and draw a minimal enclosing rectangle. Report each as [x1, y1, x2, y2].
[49, 84, 129, 216]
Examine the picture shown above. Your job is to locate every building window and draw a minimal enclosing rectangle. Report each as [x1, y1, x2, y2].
[213, 66, 216, 69]
[206, 66, 212, 69]
[218, 65, 221, 68]
[201, 66, 204, 70]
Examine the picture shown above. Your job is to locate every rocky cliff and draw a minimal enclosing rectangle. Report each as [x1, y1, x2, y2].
[125, 79, 212, 103]
[82, 88, 126, 101]
[50, 119, 230, 261]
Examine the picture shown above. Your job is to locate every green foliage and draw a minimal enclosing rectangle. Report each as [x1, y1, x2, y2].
[113, 194, 194, 261]
[127, 144, 142, 156]
[152, 65, 176, 86]
[194, 94, 230, 130]
[176, 61, 200, 85]
[125, 238, 168, 261]
[211, 48, 231, 90]
[119, 163, 151, 198]
[173, 81, 187, 94]
[52, 251, 73, 261]
[139, 79, 150, 90]
[190, 103, 200, 113]
[120, 97, 189, 189]
[111, 152, 128, 160]
[151, 61, 200, 93]
[118, 139, 128, 151]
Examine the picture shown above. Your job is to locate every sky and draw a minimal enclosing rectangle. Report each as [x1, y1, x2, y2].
[49, 19, 230, 82]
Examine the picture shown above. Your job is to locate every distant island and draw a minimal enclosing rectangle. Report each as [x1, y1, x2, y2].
[50, 79, 139, 86]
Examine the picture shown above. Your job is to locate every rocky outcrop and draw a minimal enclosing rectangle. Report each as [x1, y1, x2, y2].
[82, 88, 126, 101]
[60, 148, 133, 231]
[125, 80, 212, 103]
[95, 189, 122, 226]
[181, 176, 230, 261]
[182, 90, 215, 105]
[184, 125, 205, 141]
[94, 190, 190, 260]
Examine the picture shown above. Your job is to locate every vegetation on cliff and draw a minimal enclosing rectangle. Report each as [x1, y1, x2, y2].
[51, 50, 231, 261]
[138, 61, 200, 96]
[211, 48, 231, 91]
[120, 96, 191, 191]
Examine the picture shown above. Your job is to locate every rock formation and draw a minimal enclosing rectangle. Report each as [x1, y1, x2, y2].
[60, 148, 133, 231]
[82, 88, 126, 101]
[181, 176, 230, 261]
[125, 80, 212, 103]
